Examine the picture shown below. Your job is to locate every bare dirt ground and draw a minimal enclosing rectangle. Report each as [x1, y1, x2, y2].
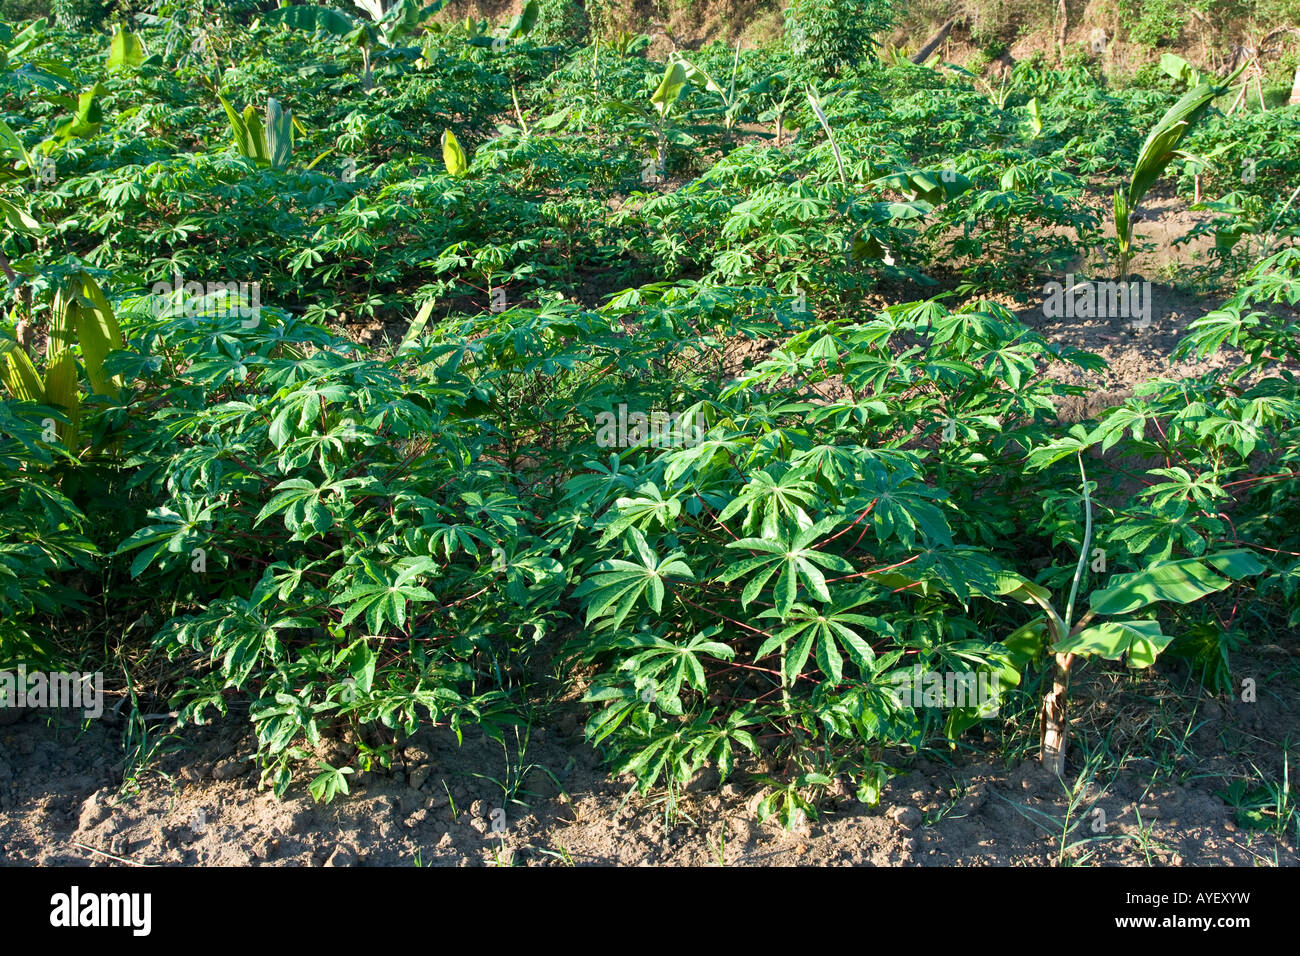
[2, 636, 1296, 866]
[3, 195, 1297, 868]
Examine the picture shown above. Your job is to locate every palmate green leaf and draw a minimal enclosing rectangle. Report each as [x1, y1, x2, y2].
[114, 500, 216, 578]
[907, 546, 1006, 603]
[854, 466, 952, 549]
[755, 602, 886, 684]
[255, 477, 334, 535]
[582, 685, 641, 745]
[1088, 549, 1265, 616]
[795, 439, 886, 485]
[254, 689, 335, 757]
[1053, 618, 1171, 668]
[456, 489, 527, 536]
[1186, 409, 1267, 459]
[1024, 423, 1094, 471]
[207, 600, 313, 691]
[609, 708, 757, 794]
[755, 771, 830, 829]
[622, 732, 684, 791]
[614, 626, 734, 705]
[260, 560, 326, 604]
[330, 559, 440, 634]
[416, 519, 496, 562]
[221, 626, 271, 689]
[1138, 466, 1225, 510]
[716, 464, 818, 537]
[501, 552, 566, 609]
[573, 527, 694, 630]
[598, 483, 682, 545]
[1091, 404, 1150, 454]
[267, 382, 352, 448]
[1110, 502, 1216, 563]
[309, 763, 354, 803]
[719, 517, 853, 619]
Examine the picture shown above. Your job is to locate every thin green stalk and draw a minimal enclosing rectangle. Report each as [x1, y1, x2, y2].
[1260, 182, 1300, 257]
[805, 87, 846, 185]
[1064, 452, 1093, 630]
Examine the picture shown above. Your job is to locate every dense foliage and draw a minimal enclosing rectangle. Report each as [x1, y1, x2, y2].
[2, 0, 1298, 820]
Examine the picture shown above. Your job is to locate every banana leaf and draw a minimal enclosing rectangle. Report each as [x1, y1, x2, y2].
[0, 338, 44, 403]
[441, 129, 468, 177]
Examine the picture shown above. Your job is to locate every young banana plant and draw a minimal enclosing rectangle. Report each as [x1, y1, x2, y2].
[647, 58, 691, 182]
[0, 272, 124, 452]
[673, 42, 745, 141]
[754, 72, 798, 147]
[106, 26, 148, 73]
[1008, 453, 1264, 775]
[215, 93, 321, 171]
[266, 1, 446, 91]
[1114, 62, 1246, 281]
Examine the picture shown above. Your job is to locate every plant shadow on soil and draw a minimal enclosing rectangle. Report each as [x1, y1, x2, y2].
[1, 632, 1296, 866]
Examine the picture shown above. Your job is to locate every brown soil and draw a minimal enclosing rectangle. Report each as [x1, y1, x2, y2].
[440, 0, 1300, 84]
[439, 0, 785, 56]
[2, 636, 1296, 866]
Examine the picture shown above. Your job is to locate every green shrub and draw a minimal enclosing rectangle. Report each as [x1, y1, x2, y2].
[782, 0, 894, 78]
[3, 0, 1299, 814]
[0, 0, 51, 21]
[50, 0, 108, 30]
[0, 398, 98, 669]
[1118, 0, 1189, 47]
[533, 0, 588, 47]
